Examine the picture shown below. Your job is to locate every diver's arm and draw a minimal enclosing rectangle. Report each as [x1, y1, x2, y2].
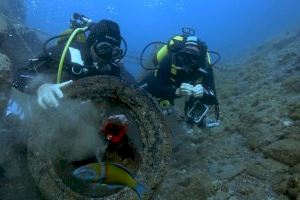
[13, 43, 85, 93]
[12, 55, 53, 94]
[12, 43, 66, 93]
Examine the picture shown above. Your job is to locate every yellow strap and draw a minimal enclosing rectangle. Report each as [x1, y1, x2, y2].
[207, 52, 211, 65]
[57, 26, 88, 83]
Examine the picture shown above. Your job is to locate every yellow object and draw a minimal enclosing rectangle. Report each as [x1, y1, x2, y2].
[156, 45, 168, 63]
[159, 100, 171, 108]
[57, 29, 86, 45]
[103, 162, 137, 188]
[73, 162, 147, 199]
[167, 35, 184, 50]
[170, 65, 177, 75]
[172, 35, 184, 42]
[156, 35, 184, 64]
[57, 26, 88, 83]
[154, 35, 189, 84]
[207, 52, 211, 65]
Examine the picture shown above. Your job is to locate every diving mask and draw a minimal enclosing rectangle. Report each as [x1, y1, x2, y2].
[176, 51, 201, 71]
[93, 41, 123, 62]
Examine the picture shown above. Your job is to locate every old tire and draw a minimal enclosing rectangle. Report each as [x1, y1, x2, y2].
[27, 75, 171, 200]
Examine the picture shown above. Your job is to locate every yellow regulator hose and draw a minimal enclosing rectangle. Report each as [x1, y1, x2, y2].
[57, 26, 88, 83]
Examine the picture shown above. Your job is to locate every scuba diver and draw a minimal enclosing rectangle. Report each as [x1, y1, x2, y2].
[12, 13, 127, 110]
[10, 14, 143, 194]
[139, 28, 220, 128]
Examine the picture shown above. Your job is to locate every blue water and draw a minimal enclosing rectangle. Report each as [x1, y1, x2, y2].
[25, 0, 300, 75]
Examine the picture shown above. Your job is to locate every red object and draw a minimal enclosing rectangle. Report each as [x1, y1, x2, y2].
[101, 120, 128, 143]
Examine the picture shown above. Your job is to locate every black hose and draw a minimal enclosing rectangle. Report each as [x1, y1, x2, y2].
[112, 36, 127, 63]
[208, 50, 221, 66]
[42, 26, 92, 55]
[42, 33, 71, 54]
[120, 36, 127, 60]
[140, 41, 166, 70]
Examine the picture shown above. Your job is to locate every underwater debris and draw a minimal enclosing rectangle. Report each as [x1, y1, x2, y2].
[27, 75, 171, 200]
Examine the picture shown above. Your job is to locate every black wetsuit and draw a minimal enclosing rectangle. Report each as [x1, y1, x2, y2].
[141, 47, 219, 126]
[142, 52, 218, 106]
[13, 42, 122, 93]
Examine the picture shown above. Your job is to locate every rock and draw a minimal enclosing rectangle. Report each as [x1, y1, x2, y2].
[0, 15, 8, 34]
[0, 165, 5, 178]
[274, 174, 300, 200]
[282, 123, 300, 141]
[207, 190, 230, 200]
[291, 164, 300, 174]
[282, 75, 300, 93]
[156, 167, 215, 200]
[219, 163, 246, 180]
[245, 122, 285, 150]
[0, 15, 42, 72]
[0, 0, 25, 23]
[0, 53, 11, 118]
[0, 13, 8, 47]
[0, 128, 43, 200]
[282, 119, 293, 127]
[246, 159, 289, 182]
[263, 139, 300, 166]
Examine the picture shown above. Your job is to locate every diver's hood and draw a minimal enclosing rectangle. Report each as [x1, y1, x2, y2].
[87, 20, 122, 48]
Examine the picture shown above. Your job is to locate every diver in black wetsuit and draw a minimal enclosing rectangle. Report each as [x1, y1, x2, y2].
[12, 16, 125, 109]
[140, 33, 220, 128]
